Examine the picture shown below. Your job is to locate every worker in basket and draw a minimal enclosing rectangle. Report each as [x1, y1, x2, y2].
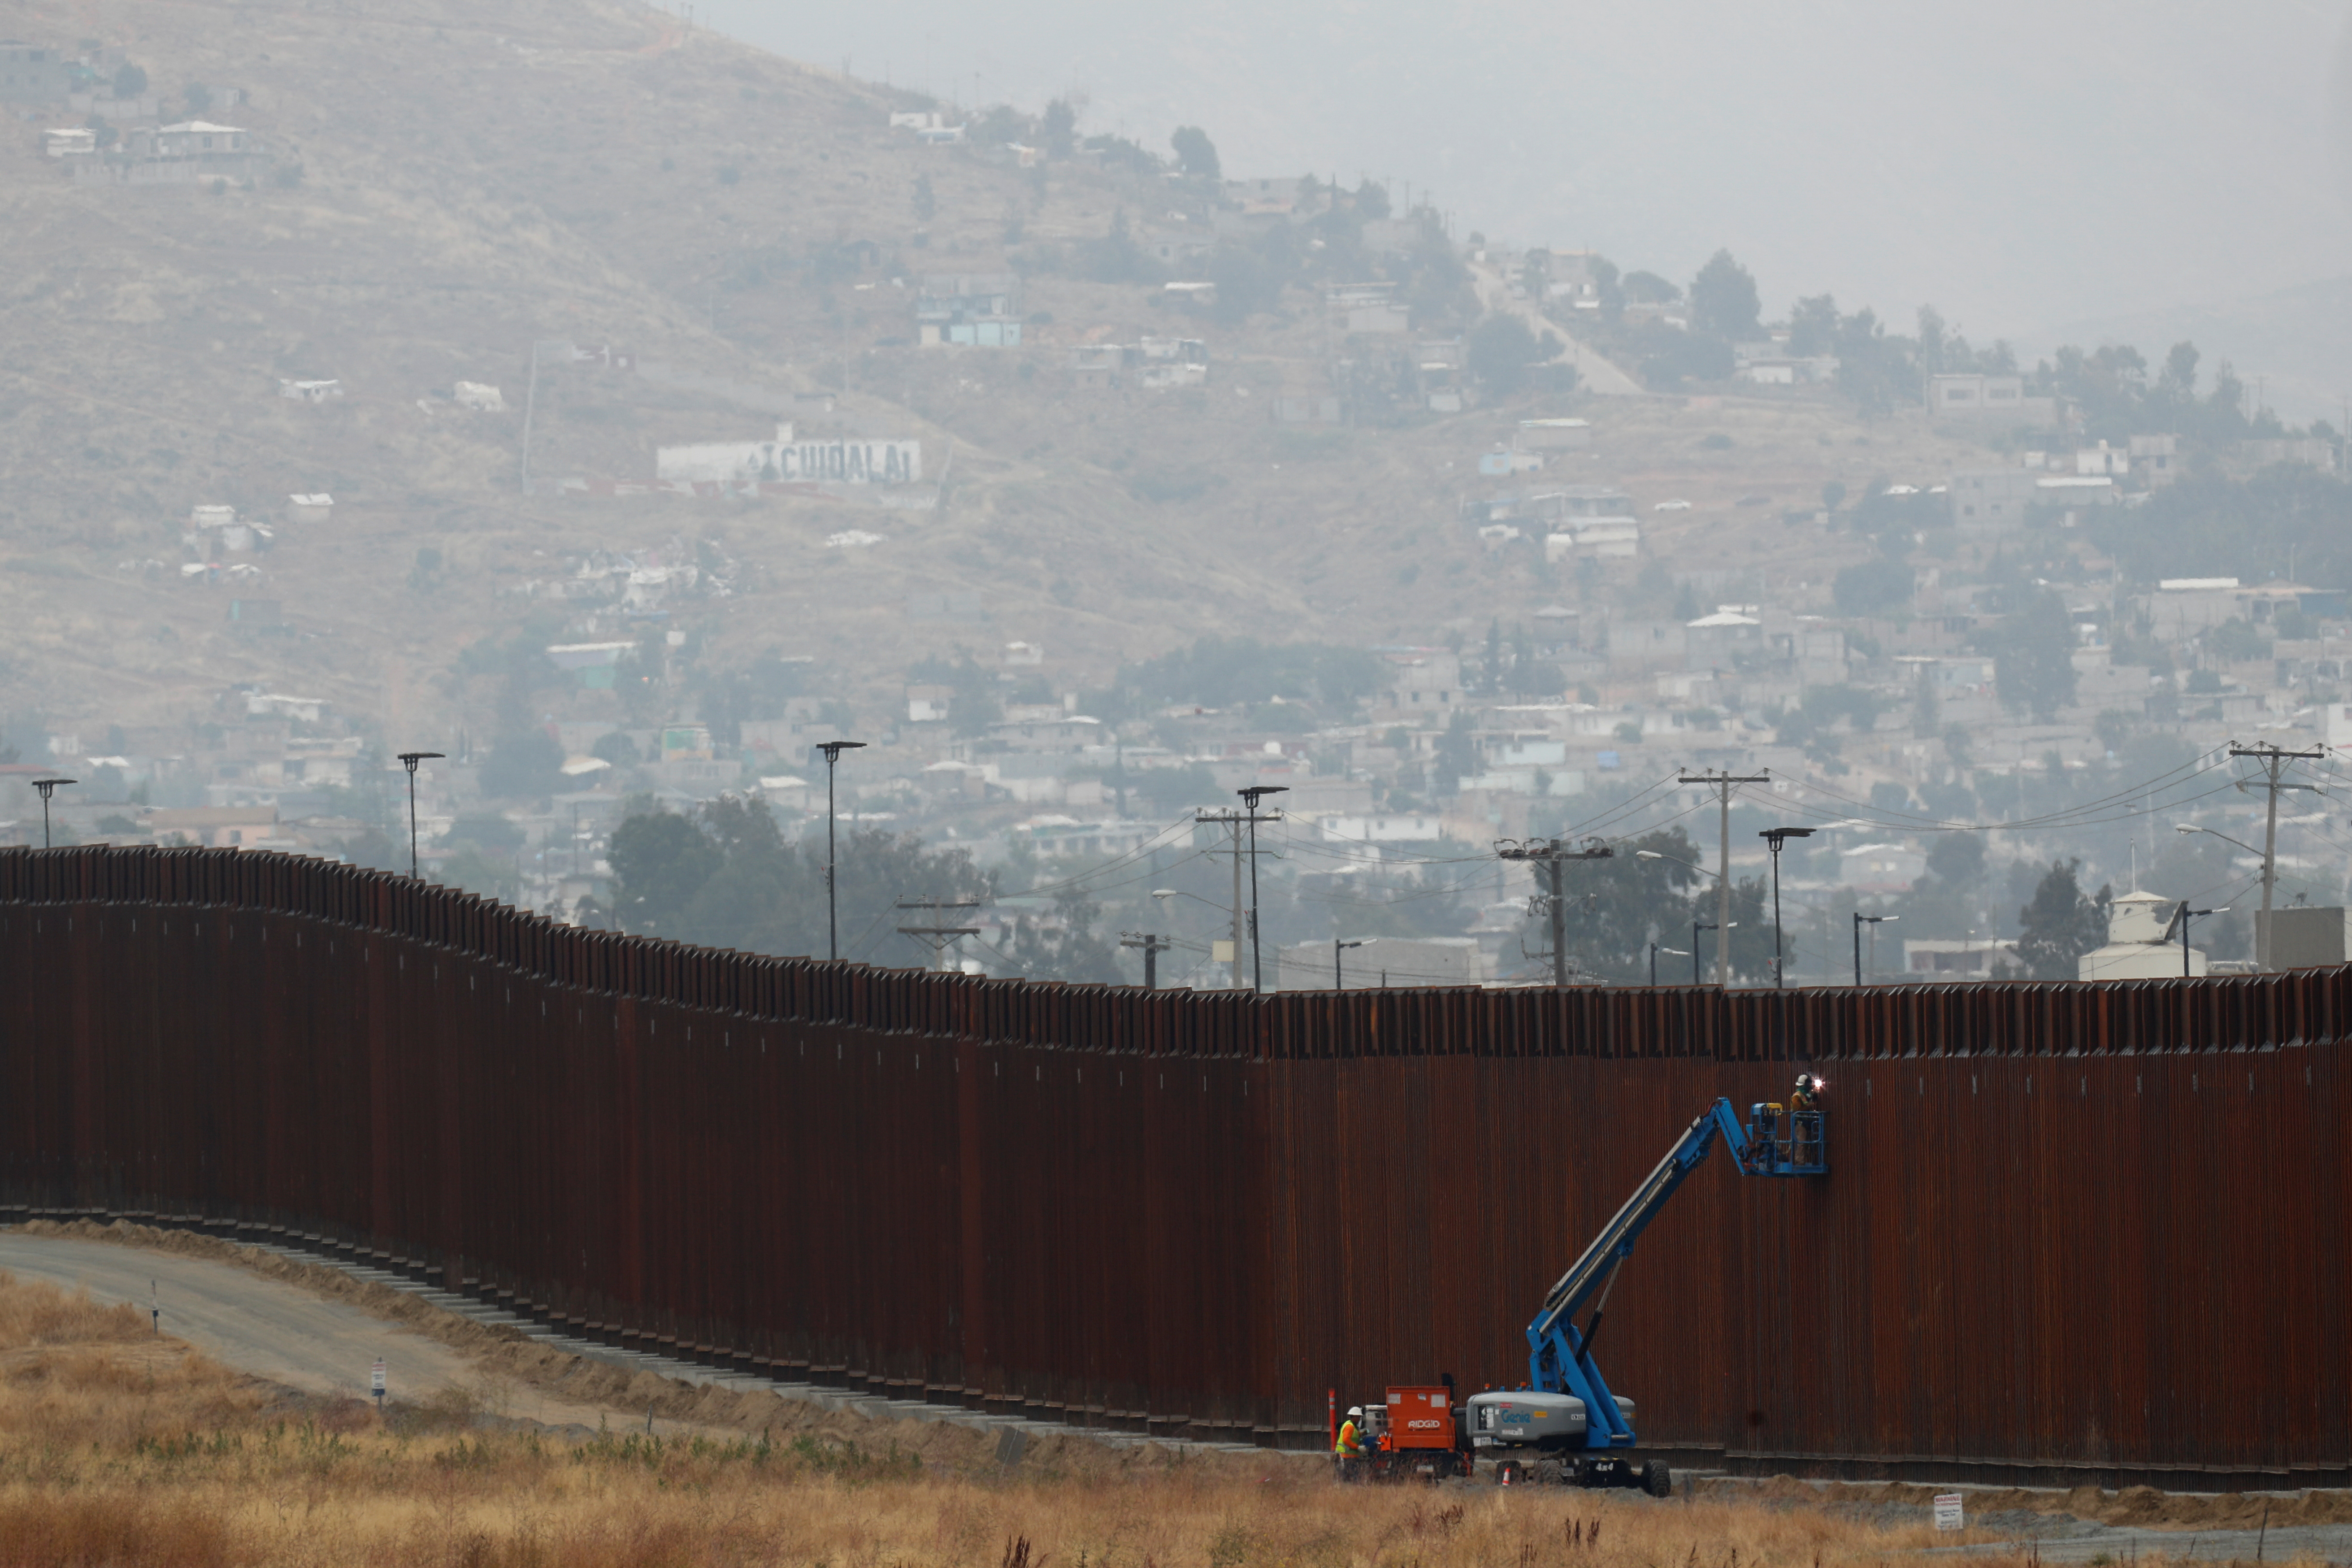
[1790, 1074, 1820, 1164]
[1334, 1406, 1366, 1481]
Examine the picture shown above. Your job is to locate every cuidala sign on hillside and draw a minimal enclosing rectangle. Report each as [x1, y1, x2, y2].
[655, 422, 921, 485]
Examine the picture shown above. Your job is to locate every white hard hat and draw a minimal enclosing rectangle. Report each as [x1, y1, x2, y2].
[1347, 1406, 1363, 1417]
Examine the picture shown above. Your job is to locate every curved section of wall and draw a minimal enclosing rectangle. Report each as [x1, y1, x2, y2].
[0, 847, 2344, 1482]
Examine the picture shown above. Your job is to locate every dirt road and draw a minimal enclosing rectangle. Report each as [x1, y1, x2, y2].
[0, 1232, 475, 1403]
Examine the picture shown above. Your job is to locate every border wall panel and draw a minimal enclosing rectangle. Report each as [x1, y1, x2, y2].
[1, 848, 2347, 1481]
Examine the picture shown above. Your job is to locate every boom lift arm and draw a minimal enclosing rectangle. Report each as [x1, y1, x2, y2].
[1525, 1094, 1824, 1451]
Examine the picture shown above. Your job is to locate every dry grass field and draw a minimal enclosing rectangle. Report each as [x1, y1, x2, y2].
[0, 1259, 2288, 1568]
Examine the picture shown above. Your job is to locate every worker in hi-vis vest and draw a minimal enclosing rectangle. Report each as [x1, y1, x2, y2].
[1334, 1406, 1366, 1480]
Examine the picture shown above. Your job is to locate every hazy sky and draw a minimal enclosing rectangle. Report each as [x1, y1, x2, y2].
[706, 0, 2352, 374]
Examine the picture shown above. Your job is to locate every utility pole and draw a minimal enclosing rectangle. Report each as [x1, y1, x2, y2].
[1198, 794, 1287, 992]
[894, 897, 983, 973]
[1189, 814, 1248, 989]
[1119, 931, 1172, 989]
[1496, 836, 1614, 987]
[2228, 743, 2325, 969]
[1680, 770, 1768, 986]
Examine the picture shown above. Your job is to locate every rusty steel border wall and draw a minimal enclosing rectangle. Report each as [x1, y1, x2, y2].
[0, 846, 2346, 1485]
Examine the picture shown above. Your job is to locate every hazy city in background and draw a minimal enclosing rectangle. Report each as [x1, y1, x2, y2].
[8, 0, 2352, 989]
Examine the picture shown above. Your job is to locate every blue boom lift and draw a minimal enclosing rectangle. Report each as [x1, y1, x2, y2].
[1463, 1081, 1827, 1493]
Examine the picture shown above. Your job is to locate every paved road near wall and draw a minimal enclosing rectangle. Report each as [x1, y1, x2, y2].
[0, 1233, 476, 1404]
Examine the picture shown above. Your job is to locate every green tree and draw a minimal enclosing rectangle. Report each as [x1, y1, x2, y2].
[1631, 321, 1732, 388]
[1924, 833, 1984, 886]
[1465, 313, 1562, 397]
[1003, 890, 1124, 984]
[1914, 304, 1947, 374]
[1169, 125, 1220, 178]
[1992, 590, 2079, 721]
[182, 81, 212, 114]
[1787, 294, 1840, 356]
[1620, 269, 1679, 304]
[1688, 249, 1761, 340]
[911, 173, 936, 222]
[1833, 559, 1913, 616]
[608, 810, 724, 934]
[2013, 859, 2112, 980]
[2207, 617, 2269, 660]
[1207, 243, 1278, 323]
[442, 846, 521, 906]
[111, 61, 146, 98]
[2158, 340, 2199, 400]
[1041, 99, 1076, 157]
[444, 812, 525, 856]
[1524, 823, 1768, 982]
[1434, 709, 1477, 794]
[1833, 307, 1918, 418]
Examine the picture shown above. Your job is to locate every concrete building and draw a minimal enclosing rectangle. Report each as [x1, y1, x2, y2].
[147, 805, 280, 848]
[2145, 579, 2341, 642]
[2131, 433, 2180, 485]
[2076, 441, 2131, 477]
[2263, 906, 2352, 970]
[2079, 890, 2203, 980]
[1685, 607, 1765, 667]
[1370, 651, 1462, 718]
[1276, 935, 1484, 990]
[68, 121, 274, 185]
[0, 42, 74, 102]
[1948, 468, 2040, 534]
[1840, 842, 1926, 893]
[916, 273, 1021, 347]
[1926, 373, 2055, 423]
[1516, 417, 1591, 451]
[1901, 938, 2020, 982]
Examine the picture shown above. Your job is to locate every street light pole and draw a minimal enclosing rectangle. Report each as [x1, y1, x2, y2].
[30, 778, 74, 849]
[1650, 943, 1688, 987]
[1691, 921, 1732, 986]
[1759, 827, 1815, 988]
[394, 753, 443, 877]
[2173, 903, 2229, 977]
[817, 739, 867, 962]
[1236, 785, 1288, 993]
[1852, 912, 1899, 987]
[1334, 937, 1365, 989]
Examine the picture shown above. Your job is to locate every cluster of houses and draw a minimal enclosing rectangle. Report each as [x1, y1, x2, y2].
[9, 39, 270, 183]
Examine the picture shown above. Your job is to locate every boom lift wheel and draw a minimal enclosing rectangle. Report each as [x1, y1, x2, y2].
[1642, 1460, 1671, 1498]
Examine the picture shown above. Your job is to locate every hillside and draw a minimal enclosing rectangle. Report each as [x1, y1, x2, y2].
[0, 0, 1996, 743]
